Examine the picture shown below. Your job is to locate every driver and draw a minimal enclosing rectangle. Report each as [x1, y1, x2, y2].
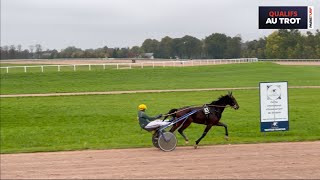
[137, 104, 170, 131]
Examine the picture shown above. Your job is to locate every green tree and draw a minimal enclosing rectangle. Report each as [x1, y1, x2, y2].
[170, 38, 184, 59]
[225, 36, 242, 58]
[181, 35, 202, 59]
[84, 49, 97, 58]
[157, 36, 173, 58]
[265, 31, 284, 58]
[141, 39, 159, 54]
[129, 46, 142, 58]
[302, 31, 317, 59]
[60, 46, 83, 58]
[112, 48, 119, 58]
[204, 33, 228, 58]
[315, 30, 320, 58]
[117, 48, 129, 58]
[242, 38, 266, 58]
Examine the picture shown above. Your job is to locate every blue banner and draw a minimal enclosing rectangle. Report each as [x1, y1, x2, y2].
[261, 121, 289, 132]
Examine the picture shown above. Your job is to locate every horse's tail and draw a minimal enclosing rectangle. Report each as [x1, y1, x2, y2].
[163, 108, 178, 120]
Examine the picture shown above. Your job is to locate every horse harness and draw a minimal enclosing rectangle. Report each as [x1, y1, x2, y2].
[202, 104, 219, 124]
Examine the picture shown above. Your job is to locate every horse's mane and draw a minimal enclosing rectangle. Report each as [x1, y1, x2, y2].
[209, 94, 229, 105]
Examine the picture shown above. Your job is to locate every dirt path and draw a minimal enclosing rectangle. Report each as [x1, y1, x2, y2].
[1, 141, 319, 179]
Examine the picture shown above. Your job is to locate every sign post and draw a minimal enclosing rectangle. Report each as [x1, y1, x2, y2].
[260, 82, 289, 132]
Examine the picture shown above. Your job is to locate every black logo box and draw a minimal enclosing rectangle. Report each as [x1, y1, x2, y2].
[259, 6, 308, 29]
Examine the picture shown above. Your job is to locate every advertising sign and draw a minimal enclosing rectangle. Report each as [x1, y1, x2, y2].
[259, 6, 314, 29]
[260, 82, 289, 132]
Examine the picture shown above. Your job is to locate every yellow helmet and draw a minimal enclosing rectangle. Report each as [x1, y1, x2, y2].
[138, 104, 147, 110]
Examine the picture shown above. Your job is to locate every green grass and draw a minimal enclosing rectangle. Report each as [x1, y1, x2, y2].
[1, 62, 320, 94]
[1, 62, 319, 154]
[1, 89, 319, 154]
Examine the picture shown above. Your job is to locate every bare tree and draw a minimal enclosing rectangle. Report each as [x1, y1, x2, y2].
[0, 46, 9, 59]
[9, 45, 16, 59]
[29, 45, 34, 53]
[17, 44, 22, 52]
[35, 44, 42, 58]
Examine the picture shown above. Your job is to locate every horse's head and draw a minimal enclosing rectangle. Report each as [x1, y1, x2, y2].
[227, 91, 239, 110]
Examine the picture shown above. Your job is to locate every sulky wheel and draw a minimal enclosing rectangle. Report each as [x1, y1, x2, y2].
[152, 133, 160, 148]
[158, 132, 177, 152]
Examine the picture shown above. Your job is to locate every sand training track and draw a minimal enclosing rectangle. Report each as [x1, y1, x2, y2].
[1, 141, 320, 179]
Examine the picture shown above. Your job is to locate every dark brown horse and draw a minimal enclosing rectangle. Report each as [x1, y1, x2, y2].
[163, 92, 239, 148]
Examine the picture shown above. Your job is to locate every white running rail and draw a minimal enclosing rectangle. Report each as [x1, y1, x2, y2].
[0, 58, 258, 73]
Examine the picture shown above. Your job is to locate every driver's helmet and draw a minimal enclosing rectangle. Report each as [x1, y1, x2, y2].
[138, 104, 147, 110]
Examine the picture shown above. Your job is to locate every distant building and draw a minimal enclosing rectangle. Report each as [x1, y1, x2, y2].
[41, 52, 52, 59]
[142, 53, 154, 59]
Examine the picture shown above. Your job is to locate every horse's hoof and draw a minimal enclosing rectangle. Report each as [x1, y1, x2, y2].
[194, 144, 198, 149]
[225, 136, 229, 141]
[185, 140, 189, 144]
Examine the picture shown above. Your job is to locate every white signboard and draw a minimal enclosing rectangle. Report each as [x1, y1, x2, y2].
[260, 82, 289, 132]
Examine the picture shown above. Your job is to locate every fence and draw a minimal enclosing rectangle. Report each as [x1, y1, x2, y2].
[259, 59, 320, 62]
[0, 58, 258, 73]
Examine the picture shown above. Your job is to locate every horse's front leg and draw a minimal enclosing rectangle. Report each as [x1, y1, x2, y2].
[217, 122, 229, 141]
[194, 124, 213, 149]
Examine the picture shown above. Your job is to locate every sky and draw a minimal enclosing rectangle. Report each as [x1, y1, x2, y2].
[1, 0, 319, 50]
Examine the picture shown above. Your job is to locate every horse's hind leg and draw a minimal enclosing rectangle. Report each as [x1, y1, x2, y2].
[169, 120, 180, 133]
[195, 124, 213, 149]
[217, 122, 229, 141]
[178, 119, 192, 144]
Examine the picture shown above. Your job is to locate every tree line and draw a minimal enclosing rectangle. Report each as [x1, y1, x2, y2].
[1, 29, 319, 60]
[242, 29, 320, 59]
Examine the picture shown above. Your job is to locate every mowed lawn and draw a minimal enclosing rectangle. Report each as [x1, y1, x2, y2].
[1, 89, 320, 154]
[1, 62, 320, 94]
[1, 62, 320, 153]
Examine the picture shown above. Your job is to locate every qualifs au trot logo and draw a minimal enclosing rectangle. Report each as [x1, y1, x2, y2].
[259, 6, 314, 29]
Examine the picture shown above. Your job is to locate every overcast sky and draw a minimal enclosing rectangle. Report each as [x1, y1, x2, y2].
[1, 0, 319, 50]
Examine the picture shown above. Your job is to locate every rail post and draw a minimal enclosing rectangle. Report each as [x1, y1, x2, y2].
[24, 66, 27, 73]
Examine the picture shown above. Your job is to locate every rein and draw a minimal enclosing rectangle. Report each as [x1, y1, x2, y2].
[163, 104, 232, 116]
[207, 104, 231, 108]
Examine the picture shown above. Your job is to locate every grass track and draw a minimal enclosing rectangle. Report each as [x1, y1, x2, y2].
[1, 62, 319, 154]
[1, 88, 319, 154]
[1, 62, 320, 94]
